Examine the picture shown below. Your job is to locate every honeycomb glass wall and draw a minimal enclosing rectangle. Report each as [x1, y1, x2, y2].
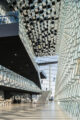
[55, 0, 80, 120]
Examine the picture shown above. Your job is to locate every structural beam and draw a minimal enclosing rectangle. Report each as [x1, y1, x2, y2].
[38, 61, 58, 66]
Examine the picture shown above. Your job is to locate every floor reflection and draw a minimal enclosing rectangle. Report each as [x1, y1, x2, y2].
[0, 102, 72, 120]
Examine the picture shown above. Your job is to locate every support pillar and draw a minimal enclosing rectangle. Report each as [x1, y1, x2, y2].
[49, 64, 51, 91]
[0, 90, 4, 100]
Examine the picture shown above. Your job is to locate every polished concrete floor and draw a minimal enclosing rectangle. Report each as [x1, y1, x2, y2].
[0, 102, 72, 120]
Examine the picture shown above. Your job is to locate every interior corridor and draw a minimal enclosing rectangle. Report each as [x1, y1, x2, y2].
[0, 102, 72, 120]
[0, 0, 80, 120]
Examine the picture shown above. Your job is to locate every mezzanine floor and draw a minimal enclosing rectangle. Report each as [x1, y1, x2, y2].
[0, 102, 72, 120]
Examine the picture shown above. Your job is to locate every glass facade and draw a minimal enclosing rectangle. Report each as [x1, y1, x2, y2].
[36, 56, 58, 97]
[1, 0, 80, 118]
[0, 11, 18, 24]
[7, 0, 61, 56]
[0, 1, 41, 93]
[55, 0, 80, 120]
[0, 65, 41, 93]
[0, 3, 18, 24]
[40, 64, 57, 97]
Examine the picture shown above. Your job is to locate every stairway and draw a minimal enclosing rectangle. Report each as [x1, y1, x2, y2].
[37, 91, 51, 104]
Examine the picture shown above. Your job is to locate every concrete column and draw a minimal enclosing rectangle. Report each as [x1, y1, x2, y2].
[30, 94, 33, 103]
[49, 65, 51, 91]
[0, 90, 4, 100]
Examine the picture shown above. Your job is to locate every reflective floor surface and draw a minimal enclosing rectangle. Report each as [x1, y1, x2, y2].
[0, 102, 72, 120]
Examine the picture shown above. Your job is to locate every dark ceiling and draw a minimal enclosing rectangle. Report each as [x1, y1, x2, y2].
[0, 36, 41, 88]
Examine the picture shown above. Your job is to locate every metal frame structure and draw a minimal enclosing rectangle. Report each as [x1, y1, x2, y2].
[7, 0, 61, 56]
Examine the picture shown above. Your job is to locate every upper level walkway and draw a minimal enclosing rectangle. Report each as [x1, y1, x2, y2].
[0, 102, 72, 120]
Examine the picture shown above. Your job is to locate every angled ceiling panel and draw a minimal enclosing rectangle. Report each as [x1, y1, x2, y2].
[6, 0, 61, 56]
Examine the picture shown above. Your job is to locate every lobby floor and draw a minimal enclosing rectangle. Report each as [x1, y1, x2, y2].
[0, 102, 72, 120]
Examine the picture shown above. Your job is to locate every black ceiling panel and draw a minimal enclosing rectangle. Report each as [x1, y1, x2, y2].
[0, 36, 41, 88]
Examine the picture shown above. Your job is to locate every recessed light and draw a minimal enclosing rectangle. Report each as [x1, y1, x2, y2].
[11, 61, 14, 64]
[14, 53, 17, 56]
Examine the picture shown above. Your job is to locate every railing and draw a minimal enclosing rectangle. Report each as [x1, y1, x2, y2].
[0, 11, 18, 24]
[0, 65, 41, 93]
